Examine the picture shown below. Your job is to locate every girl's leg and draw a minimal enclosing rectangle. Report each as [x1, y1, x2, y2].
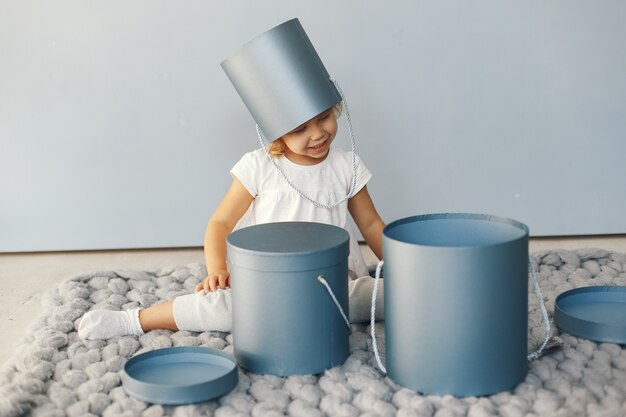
[78, 290, 232, 340]
[139, 300, 178, 332]
[78, 301, 177, 340]
[348, 275, 385, 323]
[171, 290, 232, 332]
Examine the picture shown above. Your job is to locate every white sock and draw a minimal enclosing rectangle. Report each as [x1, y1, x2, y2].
[78, 308, 145, 340]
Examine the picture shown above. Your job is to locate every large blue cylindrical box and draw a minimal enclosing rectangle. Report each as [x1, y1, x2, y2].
[227, 221, 351, 376]
[383, 213, 529, 396]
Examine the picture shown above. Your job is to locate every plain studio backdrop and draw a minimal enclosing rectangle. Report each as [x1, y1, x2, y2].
[1, 1, 625, 252]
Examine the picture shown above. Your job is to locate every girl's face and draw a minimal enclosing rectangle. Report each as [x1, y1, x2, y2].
[280, 108, 337, 165]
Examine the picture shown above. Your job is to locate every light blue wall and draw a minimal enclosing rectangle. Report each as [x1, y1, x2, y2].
[1, 1, 625, 252]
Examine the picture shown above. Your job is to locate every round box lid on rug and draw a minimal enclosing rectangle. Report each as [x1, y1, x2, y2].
[555, 286, 626, 344]
[121, 346, 238, 404]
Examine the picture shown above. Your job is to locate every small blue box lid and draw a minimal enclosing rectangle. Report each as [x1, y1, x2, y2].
[555, 285, 626, 344]
[122, 346, 238, 405]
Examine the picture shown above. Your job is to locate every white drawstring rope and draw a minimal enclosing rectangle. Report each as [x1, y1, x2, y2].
[371, 260, 386, 373]
[527, 256, 552, 361]
[369, 256, 553, 374]
[317, 275, 352, 334]
[257, 79, 358, 209]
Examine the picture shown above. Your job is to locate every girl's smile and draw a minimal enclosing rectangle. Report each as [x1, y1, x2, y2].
[280, 108, 337, 165]
[309, 139, 329, 153]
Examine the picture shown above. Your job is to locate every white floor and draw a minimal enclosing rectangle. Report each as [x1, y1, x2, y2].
[1, 235, 625, 368]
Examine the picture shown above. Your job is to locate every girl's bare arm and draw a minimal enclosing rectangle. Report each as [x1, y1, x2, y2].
[348, 186, 385, 260]
[198, 177, 254, 292]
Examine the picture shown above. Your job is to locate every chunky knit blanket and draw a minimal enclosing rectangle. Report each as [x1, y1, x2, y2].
[1, 249, 625, 417]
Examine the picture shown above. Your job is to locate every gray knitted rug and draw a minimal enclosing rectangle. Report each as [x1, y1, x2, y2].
[1, 249, 626, 417]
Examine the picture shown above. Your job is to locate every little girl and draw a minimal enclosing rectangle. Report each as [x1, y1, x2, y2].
[78, 18, 385, 340]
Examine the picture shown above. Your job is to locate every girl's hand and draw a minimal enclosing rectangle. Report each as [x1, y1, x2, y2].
[195, 270, 230, 293]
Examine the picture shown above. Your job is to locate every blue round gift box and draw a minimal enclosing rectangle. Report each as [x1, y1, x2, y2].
[227, 221, 351, 376]
[382, 213, 530, 396]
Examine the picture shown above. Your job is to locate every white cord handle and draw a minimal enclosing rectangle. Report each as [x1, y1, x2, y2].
[317, 275, 352, 334]
[371, 260, 386, 373]
[527, 256, 552, 361]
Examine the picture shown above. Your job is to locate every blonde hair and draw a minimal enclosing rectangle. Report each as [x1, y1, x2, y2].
[268, 102, 343, 158]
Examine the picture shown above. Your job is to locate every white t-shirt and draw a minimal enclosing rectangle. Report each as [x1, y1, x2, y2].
[230, 147, 372, 277]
